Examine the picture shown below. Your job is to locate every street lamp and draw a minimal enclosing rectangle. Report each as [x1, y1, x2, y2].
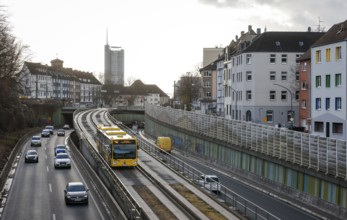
[273, 83, 294, 127]
[230, 87, 238, 120]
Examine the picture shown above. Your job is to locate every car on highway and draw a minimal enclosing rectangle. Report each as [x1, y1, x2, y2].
[54, 153, 71, 168]
[198, 174, 221, 194]
[45, 125, 54, 134]
[57, 129, 65, 136]
[63, 124, 70, 130]
[25, 149, 39, 163]
[64, 182, 89, 205]
[30, 136, 42, 147]
[54, 145, 67, 156]
[41, 129, 50, 137]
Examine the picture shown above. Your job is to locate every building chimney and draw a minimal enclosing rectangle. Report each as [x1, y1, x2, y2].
[235, 35, 238, 40]
[241, 31, 244, 36]
[248, 25, 252, 32]
[307, 26, 311, 32]
[257, 28, 261, 35]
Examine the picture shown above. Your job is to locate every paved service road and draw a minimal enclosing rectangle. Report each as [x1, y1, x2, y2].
[1, 130, 110, 220]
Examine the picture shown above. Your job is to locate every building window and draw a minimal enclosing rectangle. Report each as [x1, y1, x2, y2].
[296, 90, 299, 100]
[270, 91, 276, 101]
[336, 46, 342, 60]
[266, 110, 273, 123]
[204, 81, 211, 87]
[326, 48, 331, 62]
[326, 74, 330, 88]
[302, 62, 307, 71]
[270, 54, 276, 64]
[246, 54, 252, 64]
[296, 71, 299, 81]
[281, 72, 287, 80]
[316, 50, 321, 63]
[281, 54, 287, 64]
[270, 71, 276, 81]
[316, 75, 321, 87]
[301, 99, 306, 109]
[335, 73, 342, 86]
[316, 98, 321, 110]
[302, 81, 307, 90]
[205, 92, 212, 97]
[335, 97, 342, 110]
[326, 98, 330, 110]
[246, 71, 252, 81]
[281, 91, 287, 100]
[314, 121, 324, 132]
[246, 90, 252, 100]
[332, 123, 343, 134]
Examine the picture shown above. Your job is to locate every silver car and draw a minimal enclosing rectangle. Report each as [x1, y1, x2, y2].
[54, 153, 71, 169]
[31, 136, 42, 147]
[25, 150, 39, 163]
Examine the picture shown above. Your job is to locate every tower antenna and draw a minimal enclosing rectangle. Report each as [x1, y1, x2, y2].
[106, 27, 109, 45]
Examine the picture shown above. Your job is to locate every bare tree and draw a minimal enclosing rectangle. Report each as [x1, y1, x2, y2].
[176, 71, 201, 111]
[0, 6, 32, 132]
[125, 76, 137, 87]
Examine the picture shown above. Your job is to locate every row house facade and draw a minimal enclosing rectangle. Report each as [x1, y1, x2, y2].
[310, 20, 347, 139]
[20, 59, 102, 105]
[222, 27, 324, 127]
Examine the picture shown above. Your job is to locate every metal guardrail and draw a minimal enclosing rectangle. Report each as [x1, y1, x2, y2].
[145, 105, 347, 180]
[107, 110, 279, 220]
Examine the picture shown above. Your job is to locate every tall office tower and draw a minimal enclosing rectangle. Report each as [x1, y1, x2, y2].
[104, 34, 124, 85]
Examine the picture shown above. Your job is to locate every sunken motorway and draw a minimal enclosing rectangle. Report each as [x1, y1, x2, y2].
[74, 108, 240, 220]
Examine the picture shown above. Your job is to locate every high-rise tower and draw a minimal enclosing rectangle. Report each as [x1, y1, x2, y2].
[104, 30, 124, 85]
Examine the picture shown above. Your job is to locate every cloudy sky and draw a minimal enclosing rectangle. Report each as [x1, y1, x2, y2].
[1, 0, 347, 96]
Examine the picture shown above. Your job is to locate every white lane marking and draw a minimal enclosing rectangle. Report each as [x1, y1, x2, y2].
[45, 155, 47, 160]
[47, 166, 49, 172]
[49, 183, 52, 193]
[53, 214, 56, 220]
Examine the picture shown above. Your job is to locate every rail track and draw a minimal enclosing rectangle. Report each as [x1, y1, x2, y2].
[74, 109, 239, 220]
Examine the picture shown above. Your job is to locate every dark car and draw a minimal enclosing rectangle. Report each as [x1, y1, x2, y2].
[57, 129, 65, 137]
[41, 129, 50, 137]
[25, 150, 39, 163]
[64, 182, 89, 205]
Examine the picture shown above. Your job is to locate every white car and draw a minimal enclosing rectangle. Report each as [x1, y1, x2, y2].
[30, 136, 42, 147]
[54, 153, 71, 169]
[198, 174, 221, 193]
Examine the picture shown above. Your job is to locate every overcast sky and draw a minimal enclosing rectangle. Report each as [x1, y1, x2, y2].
[1, 0, 347, 96]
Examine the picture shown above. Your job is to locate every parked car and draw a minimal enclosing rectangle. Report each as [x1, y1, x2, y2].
[31, 136, 42, 147]
[63, 124, 70, 130]
[57, 129, 65, 136]
[25, 149, 39, 163]
[45, 125, 54, 134]
[41, 129, 50, 137]
[54, 153, 71, 168]
[64, 182, 89, 205]
[198, 174, 221, 194]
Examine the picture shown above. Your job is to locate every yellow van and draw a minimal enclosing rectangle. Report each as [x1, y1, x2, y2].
[156, 137, 173, 153]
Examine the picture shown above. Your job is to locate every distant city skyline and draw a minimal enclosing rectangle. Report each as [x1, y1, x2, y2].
[2, 0, 347, 96]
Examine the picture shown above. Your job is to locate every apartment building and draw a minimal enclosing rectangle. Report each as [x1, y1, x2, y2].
[200, 61, 217, 114]
[20, 59, 102, 105]
[297, 50, 312, 132]
[311, 20, 347, 139]
[224, 30, 324, 127]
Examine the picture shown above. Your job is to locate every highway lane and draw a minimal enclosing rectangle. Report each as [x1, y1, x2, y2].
[173, 152, 322, 220]
[1, 129, 110, 220]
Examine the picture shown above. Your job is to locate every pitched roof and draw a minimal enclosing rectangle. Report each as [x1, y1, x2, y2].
[25, 61, 102, 85]
[312, 20, 347, 47]
[243, 31, 325, 53]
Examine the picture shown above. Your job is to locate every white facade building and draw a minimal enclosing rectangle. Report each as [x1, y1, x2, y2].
[311, 20, 347, 139]
[104, 44, 124, 85]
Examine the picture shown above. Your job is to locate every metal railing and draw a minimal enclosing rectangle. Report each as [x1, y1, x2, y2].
[145, 105, 347, 180]
[107, 111, 279, 220]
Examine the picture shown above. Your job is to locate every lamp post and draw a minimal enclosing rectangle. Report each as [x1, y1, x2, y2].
[230, 87, 238, 120]
[273, 83, 294, 127]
